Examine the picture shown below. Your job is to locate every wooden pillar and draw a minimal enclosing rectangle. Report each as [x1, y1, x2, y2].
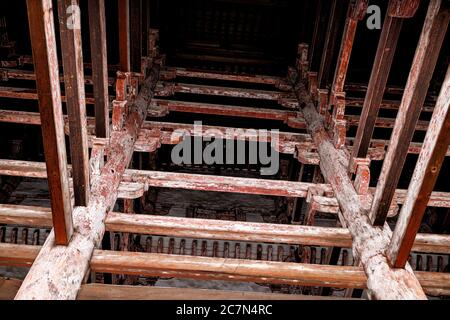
[351, 0, 419, 161]
[57, 0, 90, 207]
[387, 64, 450, 268]
[118, 0, 130, 72]
[370, 0, 450, 226]
[88, 0, 110, 139]
[26, 0, 73, 245]
[130, 0, 142, 72]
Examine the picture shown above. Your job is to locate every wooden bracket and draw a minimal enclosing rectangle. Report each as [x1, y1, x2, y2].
[317, 89, 329, 117]
[308, 72, 318, 102]
[297, 43, 309, 81]
[350, 157, 371, 195]
[112, 100, 128, 131]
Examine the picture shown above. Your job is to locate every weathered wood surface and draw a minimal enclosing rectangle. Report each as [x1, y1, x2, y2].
[161, 67, 286, 86]
[295, 81, 426, 299]
[88, 0, 110, 138]
[2, 159, 450, 210]
[155, 82, 295, 102]
[370, 0, 450, 226]
[58, 0, 91, 207]
[388, 64, 450, 268]
[26, 0, 73, 245]
[13, 58, 162, 300]
[118, 0, 130, 72]
[2, 244, 450, 295]
[1, 204, 450, 254]
[351, 2, 403, 159]
[0, 278, 358, 300]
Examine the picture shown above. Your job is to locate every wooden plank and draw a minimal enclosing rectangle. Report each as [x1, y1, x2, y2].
[370, 0, 450, 226]
[161, 67, 285, 86]
[78, 284, 354, 300]
[26, 0, 73, 245]
[388, 64, 450, 268]
[118, 0, 131, 72]
[295, 81, 426, 299]
[351, 3, 403, 160]
[155, 83, 295, 102]
[0, 278, 358, 301]
[13, 58, 162, 300]
[2, 244, 450, 295]
[1, 204, 450, 255]
[88, 0, 110, 138]
[57, 0, 90, 207]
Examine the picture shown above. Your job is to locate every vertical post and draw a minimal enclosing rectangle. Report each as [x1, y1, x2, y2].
[387, 64, 450, 268]
[351, 0, 421, 162]
[88, 0, 110, 139]
[130, 0, 142, 72]
[26, 0, 73, 245]
[57, 0, 90, 207]
[370, 0, 450, 226]
[329, 0, 368, 102]
[118, 0, 131, 72]
[317, 0, 346, 88]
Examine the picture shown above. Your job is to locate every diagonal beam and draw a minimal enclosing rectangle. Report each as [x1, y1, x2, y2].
[370, 0, 450, 226]
[14, 57, 162, 300]
[26, 0, 73, 245]
[294, 79, 426, 299]
[387, 64, 450, 268]
[57, 0, 91, 207]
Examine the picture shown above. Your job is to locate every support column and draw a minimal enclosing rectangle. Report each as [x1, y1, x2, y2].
[57, 0, 90, 207]
[26, 0, 73, 245]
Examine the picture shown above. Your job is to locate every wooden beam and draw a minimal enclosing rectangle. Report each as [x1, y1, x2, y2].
[388, 64, 450, 268]
[129, 0, 142, 72]
[57, 0, 90, 207]
[13, 58, 162, 300]
[1, 204, 449, 255]
[155, 83, 295, 103]
[317, 0, 346, 88]
[0, 278, 358, 301]
[118, 0, 130, 72]
[2, 244, 450, 295]
[330, 0, 368, 98]
[26, 0, 73, 245]
[370, 0, 450, 226]
[2, 159, 450, 210]
[294, 81, 426, 299]
[351, 2, 403, 160]
[88, 0, 110, 138]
